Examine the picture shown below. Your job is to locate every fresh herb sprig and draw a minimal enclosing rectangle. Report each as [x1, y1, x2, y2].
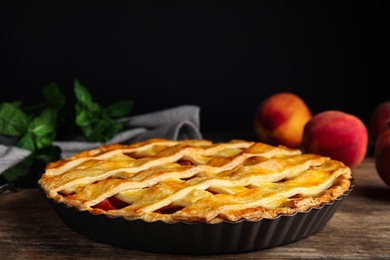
[0, 79, 133, 189]
[74, 79, 133, 142]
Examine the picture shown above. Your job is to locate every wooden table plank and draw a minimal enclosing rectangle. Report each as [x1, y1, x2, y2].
[0, 157, 389, 259]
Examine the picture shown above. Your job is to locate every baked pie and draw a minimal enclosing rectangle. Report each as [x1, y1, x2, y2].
[38, 138, 352, 224]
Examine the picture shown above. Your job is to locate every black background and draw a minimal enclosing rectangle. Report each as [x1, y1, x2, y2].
[1, 1, 389, 133]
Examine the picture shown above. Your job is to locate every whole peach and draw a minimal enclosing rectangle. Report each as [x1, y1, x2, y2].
[374, 118, 390, 187]
[254, 92, 312, 148]
[302, 110, 368, 168]
[369, 101, 390, 143]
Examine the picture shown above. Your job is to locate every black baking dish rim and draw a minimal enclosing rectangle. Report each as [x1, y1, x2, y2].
[39, 179, 354, 255]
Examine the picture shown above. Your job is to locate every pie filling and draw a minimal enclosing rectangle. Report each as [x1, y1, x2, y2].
[38, 138, 352, 224]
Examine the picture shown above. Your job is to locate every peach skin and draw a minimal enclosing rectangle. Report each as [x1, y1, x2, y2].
[302, 110, 368, 168]
[254, 92, 312, 148]
[369, 101, 390, 143]
[374, 118, 390, 187]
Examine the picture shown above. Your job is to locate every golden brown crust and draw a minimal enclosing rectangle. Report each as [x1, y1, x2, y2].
[38, 138, 352, 224]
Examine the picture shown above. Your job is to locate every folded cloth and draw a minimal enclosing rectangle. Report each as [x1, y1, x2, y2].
[0, 105, 203, 174]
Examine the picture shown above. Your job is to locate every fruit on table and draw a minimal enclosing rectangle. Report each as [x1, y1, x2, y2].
[369, 101, 390, 143]
[302, 110, 368, 168]
[374, 118, 390, 187]
[254, 92, 312, 148]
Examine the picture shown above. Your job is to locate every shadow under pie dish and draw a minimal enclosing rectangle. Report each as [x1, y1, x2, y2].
[38, 138, 353, 255]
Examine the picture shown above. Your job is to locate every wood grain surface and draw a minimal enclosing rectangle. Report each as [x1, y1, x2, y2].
[1, 157, 389, 259]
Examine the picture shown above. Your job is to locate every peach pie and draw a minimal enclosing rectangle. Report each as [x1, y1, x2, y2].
[38, 138, 352, 224]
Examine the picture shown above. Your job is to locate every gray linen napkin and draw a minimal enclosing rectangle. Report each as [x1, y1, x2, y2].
[0, 105, 202, 174]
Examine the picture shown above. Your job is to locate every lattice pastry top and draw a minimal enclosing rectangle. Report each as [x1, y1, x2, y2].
[38, 138, 352, 224]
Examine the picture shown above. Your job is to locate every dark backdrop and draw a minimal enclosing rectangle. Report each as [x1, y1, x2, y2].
[1, 1, 389, 133]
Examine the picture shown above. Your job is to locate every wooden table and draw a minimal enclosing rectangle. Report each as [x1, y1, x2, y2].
[1, 157, 389, 259]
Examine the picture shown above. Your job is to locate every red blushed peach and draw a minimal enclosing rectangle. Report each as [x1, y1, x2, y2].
[254, 92, 312, 148]
[302, 110, 368, 168]
[374, 118, 390, 187]
[369, 101, 390, 143]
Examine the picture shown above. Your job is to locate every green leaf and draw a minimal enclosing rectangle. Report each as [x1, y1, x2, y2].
[85, 121, 107, 141]
[74, 108, 90, 127]
[74, 78, 101, 129]
[43, 82, 66, 110]
[27, 108, 57, 150]
[28, 107, 57, 137]
[104, 121, 124, 138]
[16, 132, 36, 151]
[75, 103, 99, 127]
[74, 78, 92, 105]
[79, 125, 94, 140]
[0, 102, 29, 137]
[106, 100, 133, 118]
[87, 118, 122, 142]
[36, 131, 56, 149]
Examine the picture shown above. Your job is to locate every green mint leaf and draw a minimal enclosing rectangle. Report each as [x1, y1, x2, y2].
[74, 78, 102, 128]
[28, 108, 57, 137]
[103, 121, 124, 138]
[84, 118, 122, 142]
[16, 132, 36, 151]
[74, 78, 93, 105]
[106, 100, 133, 118]
[0, 102, 29, 137]
[43, 82, 66, 110]
[28, 108, 57, 149]
[79, 125, 94, 140]
[75, 103, 100, 127]
[74, 107, 90, 127]
[72, 78, 133, 142]
[36, 131, 56, 149]
[79, 117, 107, 142]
